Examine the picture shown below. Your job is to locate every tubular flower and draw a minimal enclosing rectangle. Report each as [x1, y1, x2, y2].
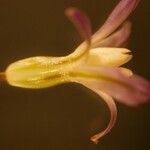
[0, 0, 150, 144]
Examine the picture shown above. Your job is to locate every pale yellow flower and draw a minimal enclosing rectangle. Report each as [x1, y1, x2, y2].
[0, 0, 149, 144]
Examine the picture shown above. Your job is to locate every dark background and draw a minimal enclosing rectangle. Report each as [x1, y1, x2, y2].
[0, 0, 150, 150]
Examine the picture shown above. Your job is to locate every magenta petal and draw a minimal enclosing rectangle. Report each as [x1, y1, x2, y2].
[92, 21, 132, 48]
[90, 91, 117, 144]
[93, 0, 140, 43]
[73, 66, 150, 106]
[81, 85, 117, 144]
[65, 7, 92, 45]
[127, 75, 150, 105]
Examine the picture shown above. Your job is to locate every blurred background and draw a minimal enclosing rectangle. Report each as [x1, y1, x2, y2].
[0, 0, 150, 149]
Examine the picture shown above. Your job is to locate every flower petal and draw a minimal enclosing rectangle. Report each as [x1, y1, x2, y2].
[92, 0, 140, 44]
[92, 21, 132, 48]
[87, 48, 132, 67]
[119, 67, 133, 76]
[81, 84, 117, 144]
[70, 66, 150, 106]
[65, 7, 92, 60]
[90, 91, 117, 144]
[65, 7, 91, 45]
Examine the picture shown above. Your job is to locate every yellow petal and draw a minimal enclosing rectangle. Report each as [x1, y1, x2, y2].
[119, 67, 133, 76]
[87, 47, 132, 67]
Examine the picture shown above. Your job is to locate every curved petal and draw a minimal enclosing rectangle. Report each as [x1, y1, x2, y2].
[81, 84, 117, 144]
[92, 0, 140, 44]
[65, 7, 91, 45]
[87, 48, 132, 67]
[92, 21, 132, 48]
[90, 91, 117, 144]
[65, 7, 92, 60]
[70, 66, 150, 106]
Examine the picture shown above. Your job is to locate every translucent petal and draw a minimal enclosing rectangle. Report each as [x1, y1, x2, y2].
[119, 67, 133, 76]
[90, 91, 117, 144]
[87, 48, 132, 67]
[92, 0, 140, 44]
[65, 7, 91, 44]
[65, 7, 92, 60]
[70, 66, 150, 106]
[92, 21, 132, 48]
[81, 84, 117, 144]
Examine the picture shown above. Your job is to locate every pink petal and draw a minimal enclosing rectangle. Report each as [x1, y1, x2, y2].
[128, 75, 150, 104]
[81, 85, 117, 144]
[72, 66, 150, 106]
[65, 7, 92, 45]
[92, 21, 132, 48]
[91, 91, 117, 144]
[92, 0, 140, 43]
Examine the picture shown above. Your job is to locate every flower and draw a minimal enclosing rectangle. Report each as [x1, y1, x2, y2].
[0, 0, 150, 144]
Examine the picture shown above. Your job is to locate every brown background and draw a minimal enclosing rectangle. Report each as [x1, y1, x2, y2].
[0, 0, 150, 150]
